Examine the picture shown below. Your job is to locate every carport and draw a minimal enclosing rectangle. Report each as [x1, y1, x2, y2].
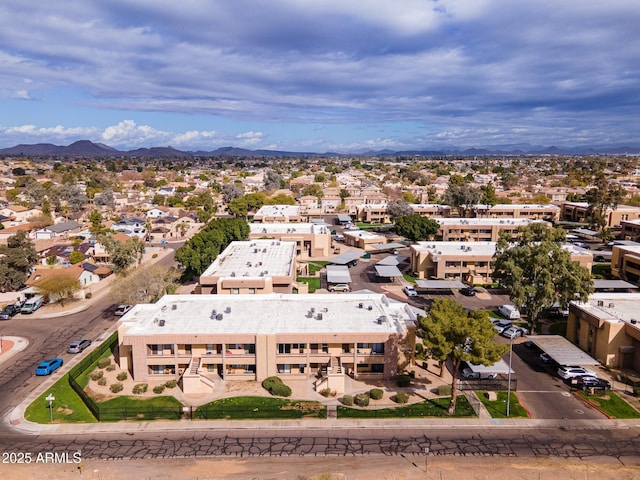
[527, 335, 600, 366]
[329, 251, 362, 267]
[374, 265, 403, 282]
[337, 214, 352, 225]
[325, 265, 352, 284]
[415, 279, 467, 294]
[377, 255, 408, 266]
[594, 279, 639, 292]
[368, 242, 405, 253]
[467, 359, 515, 375]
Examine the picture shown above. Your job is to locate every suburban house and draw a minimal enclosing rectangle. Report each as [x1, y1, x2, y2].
[198, 240, 298, 295]
[145, 207, 172, 219]
[111, 216, 147, 238]
[32, 220, 84, 240]
[0, 205, 42, 225]
[116, 292, 418, 394]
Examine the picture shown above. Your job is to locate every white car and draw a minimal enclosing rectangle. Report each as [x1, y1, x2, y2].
[328, 283, 350, 292]
[403, 285, 418, 297]
[492, 320, 512, 334]
[114, 304, 134, 316]
[557, 365, 598, 379]
[501, 326, 529, 339]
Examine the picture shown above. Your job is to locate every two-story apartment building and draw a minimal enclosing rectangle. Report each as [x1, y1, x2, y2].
[472, 204, 560, 222]
[410, 241, 496, 284]
[249, 222, 331, 258]
[561, 202, 640, 228]
[198, 240, 297, 294]
[117, 293, 418, 394]
[566, 293, 640, 370]
[253, 205, 301, 223]
[610, 243, 640, 283]
[435, 218, 548, 242]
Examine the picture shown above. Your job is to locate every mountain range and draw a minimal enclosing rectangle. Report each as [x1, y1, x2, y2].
[0, 140, 639, 158]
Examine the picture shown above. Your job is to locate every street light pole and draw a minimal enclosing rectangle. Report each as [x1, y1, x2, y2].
[506, 335, 513, 417]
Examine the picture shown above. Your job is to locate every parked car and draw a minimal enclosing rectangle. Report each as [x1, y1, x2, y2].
[498, 304, 521, 319]
[501, 326, 529, 339]
[20, 295, 44, 314]
[0, 304, 20, 320]
[68, 339, 92, 354]
[35, 357, 64, 376]
[114, 304, 134, 316]
[461, 364, 498, 380]
[571, 375, 611, 391]
[539, 352, 553, 364]
[403, 285, 418, 297]
[492, 320, 513, 334]
[557, 365, 598, 379]
[460, 287, 476, 296]
[328, 283, 350, 293]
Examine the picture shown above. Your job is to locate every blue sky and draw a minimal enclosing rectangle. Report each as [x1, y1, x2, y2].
[0, 1, 639, 152]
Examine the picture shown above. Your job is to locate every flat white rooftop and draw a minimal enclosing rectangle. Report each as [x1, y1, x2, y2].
[120, 293, 413, 336]
[343, 230, 386, 240]
[255, 205, 300, 217]
[576, 293, 640, 326]
[436, 218, 546, 226]
[200, 240, 295, 278]
[474, 203, 559, 210]
[249, 223, 329, 235]
[413, 241, 496, 256]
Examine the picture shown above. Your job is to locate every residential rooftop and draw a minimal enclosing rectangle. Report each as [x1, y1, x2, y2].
[249, 223, 329, 235]
[412, 241, 497, 256]
[200, 240, 296, 279]
[576, 293, 640, 327]
[254, 205, 300, 217]
[435, 218, 547, 226]
[120, 293, 415, 336]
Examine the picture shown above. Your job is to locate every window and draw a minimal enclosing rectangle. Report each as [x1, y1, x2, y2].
[342, 343, 351, 353]
[321, 343, 328, 353]
[357, 343, 369, 349]
[371, 343, 385, 354]
[244, 365, 256, 374]
[206, 344, 214, 354]
[292, 343, 305, 353]
[164, 344, 174, 354]
[248, 288, 256, 294]
[150, 365, 163, 374]
[278, 344, 291, 354]
[371, 364, 384, 373]
[230, 288, 239, 294]
[278, 364, 291, 374]
[149, 344, 162, 355]
[244, 344, 256, 354]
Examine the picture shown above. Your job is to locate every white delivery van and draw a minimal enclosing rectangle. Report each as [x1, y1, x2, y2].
[498, 304, 521, 320]
[21, 295, 44, 314]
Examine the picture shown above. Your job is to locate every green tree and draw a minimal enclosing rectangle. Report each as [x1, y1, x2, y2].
[492, 223, 593, 334]
[226, 193, 266, 218]
[0, 231, 39, 292]
[88, 210, 105, 235]
[265, 193, 296, 205]
[301, 183, 324, 200]
[418, 298, 508, 415]
[35, 275, 81, 306]
[99, 235, 145, 274]
[480, 183, 498, 206]
[69, 251, 85, 264]
[442, 183, 482, 216]
[174, 218, 250, 277]
[394, 214, 440, 242]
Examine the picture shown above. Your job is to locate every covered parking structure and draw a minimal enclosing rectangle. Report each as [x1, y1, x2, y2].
[329, 251, 362, 267]
[373, 265, 404, 283]
[377, 255, 408, 266]
[325, 265, 352, 285]
[415, 279, 467, 294]
[593, 279, 639, 292]
[527, 335, 600, 366]
[368, 242, 405, 253]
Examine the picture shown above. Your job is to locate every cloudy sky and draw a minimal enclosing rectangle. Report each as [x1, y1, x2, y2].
[0, 1, 638, 152]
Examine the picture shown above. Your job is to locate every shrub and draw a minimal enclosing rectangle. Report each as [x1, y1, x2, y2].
[97, 378, 107, 386]
[153, 385, 166, 394]
[262, 376, 283, 392]
[110, 383, 124, 393]
[116, 372, 128, 381]
[341, 395, 354, 406]
[354, 393, 370, 407]
[98, 357, 111, 369]
[319, 388, 332, 397]
[397, 374, 411, 387]
[165, 379, 177, 389]
[408, 371, 416, 379]
[90, 370, 104, 381]
[85, 292, 92, 299]
[132, 383, 148, 394]
[369, 388, 384, 400]
[152, 253, 158, 259]
[437, 384, 452, 396]
[106, 364, 116, 372]
[394, 392, 410, 404]
[270, 383, 292, 397]
[634, 385, 640, 397]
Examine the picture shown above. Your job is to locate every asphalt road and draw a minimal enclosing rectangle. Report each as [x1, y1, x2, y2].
[0, 426, 639, 463]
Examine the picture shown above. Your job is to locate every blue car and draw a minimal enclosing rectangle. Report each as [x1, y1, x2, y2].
[35, 358, 64, 376]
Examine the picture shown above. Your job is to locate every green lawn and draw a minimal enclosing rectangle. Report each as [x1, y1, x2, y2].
[591, 264, 612, 279]
[194, 396, 327, 420]
[24, 374, 97, 424]
[402, 273, 417, 284]
[577, 391, 640, 419]
[337, 396, 475, 418]
[297, 277, 321, 292]
[97, 395, 184, 421]
[476, 391, 529, 418]
[549, 321, 567, 336]
[307, 261, 330, 274]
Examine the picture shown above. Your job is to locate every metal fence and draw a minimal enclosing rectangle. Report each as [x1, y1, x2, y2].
[67, 332, 184, 422]
[457, 377, 517, 391]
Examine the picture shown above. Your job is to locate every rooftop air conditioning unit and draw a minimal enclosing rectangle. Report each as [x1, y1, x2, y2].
[158, 319, 165, 327]
[631, 319, 637, 325]
[368, 305, 373, 311]
[358, 303, 364, 309]
[608, 303, 615, 308]
[225, 307, 231, 314]
[316, 313, 323, 320]
[172, 304, 177, 310]
[597, 300, 604, 306]
[216, 313, 223, 320]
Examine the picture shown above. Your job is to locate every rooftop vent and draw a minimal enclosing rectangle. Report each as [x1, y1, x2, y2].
[171, 304, 177, 310]
[368, 305, 373, 311]
[631, 319, 637, 325]
[608, 303, 615, 308]
[158, 319, 166, 327]
[597, 300, 604, 307]
[316, 313, 323, 320]
[358, 303, 363, 309]
[376, 316, 385, 325]
[225, 307, 231, 314]
[216, 313, 223, 320]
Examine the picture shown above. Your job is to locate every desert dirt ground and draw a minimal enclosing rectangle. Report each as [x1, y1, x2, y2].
[3, 455, 640, 480]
